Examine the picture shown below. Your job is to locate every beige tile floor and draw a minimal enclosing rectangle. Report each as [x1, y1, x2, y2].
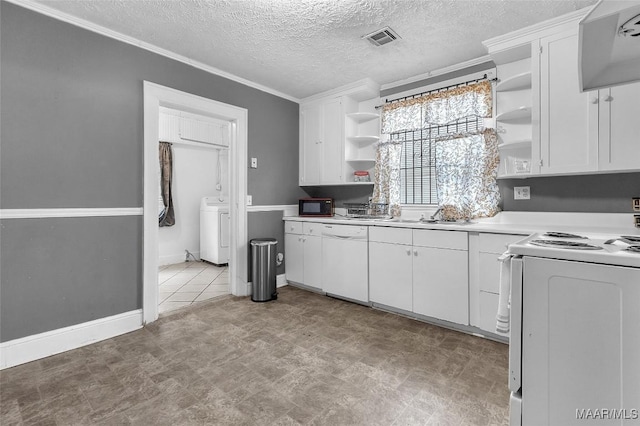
[158, 261, 229, 314]
[1, 286, 509, 425]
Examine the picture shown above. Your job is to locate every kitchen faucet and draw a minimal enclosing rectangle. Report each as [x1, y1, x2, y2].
[427, 207, 443, 221]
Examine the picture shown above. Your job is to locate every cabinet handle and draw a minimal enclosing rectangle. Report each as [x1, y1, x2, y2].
[604, 95, 613, 102]
[591, 97, 599, 104]
[413, 250, 418, 256]
[406, 249, 411, 256]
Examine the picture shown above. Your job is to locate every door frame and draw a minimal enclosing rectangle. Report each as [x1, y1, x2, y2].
[143, 81, 248, 324]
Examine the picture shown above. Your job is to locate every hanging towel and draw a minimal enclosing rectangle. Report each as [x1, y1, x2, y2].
[496, 251, 513, 334]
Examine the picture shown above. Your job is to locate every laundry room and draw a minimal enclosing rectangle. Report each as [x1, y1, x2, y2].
[157, 106, 230, 266]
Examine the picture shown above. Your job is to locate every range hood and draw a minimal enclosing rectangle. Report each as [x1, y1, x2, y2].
[579, 0, 640, 92]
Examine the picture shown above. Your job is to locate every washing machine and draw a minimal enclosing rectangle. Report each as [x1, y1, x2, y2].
[200, 196, 230, 265]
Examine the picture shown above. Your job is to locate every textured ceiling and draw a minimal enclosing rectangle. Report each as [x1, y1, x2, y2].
[32, 0, 597, 100]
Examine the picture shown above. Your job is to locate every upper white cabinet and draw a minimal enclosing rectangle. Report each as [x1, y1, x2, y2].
[597, 82, 640, 171]
[299, 79, 380, 186]
[485, 11, 640, 178]
[538, 30, 598, 175]
[299, 98, 344, 185]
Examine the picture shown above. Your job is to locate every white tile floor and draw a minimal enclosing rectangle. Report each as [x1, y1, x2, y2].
[158, 261, 229, 314]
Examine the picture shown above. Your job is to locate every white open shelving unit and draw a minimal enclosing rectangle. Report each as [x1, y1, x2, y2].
[343, 101, 379, 184]
[495, 59, 534, 178]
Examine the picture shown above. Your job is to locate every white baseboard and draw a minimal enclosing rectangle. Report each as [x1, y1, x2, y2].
[276, 274, 288, 288]
[0, 309, 143, 369]
[245, 273, 287, 296]
[158, 251, 200, 266]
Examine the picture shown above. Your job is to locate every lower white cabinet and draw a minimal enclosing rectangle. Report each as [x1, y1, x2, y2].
[412, 230, 469, 325]
[284, 221, 322, 290]
[473, 232, 525, 336]
[369, 227, 470, 326]
[369, 228, 413, 312]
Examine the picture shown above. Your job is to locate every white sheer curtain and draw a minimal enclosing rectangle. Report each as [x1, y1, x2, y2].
[378, 80, 500, 220]
[371, 140, 402, 217]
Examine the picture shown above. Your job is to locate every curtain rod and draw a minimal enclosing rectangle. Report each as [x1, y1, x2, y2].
[374, 74, 498, 110]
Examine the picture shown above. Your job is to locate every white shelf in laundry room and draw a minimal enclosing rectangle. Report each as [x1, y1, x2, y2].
[496, 71, 532, 92]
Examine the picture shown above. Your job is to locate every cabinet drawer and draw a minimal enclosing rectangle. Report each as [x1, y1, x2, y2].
[303, 222, 322, 236]
[479, 252, 502, 293]
[369, 226, 412, 245]
[413, 229, 468, 250]
[285, 221, 303, 234]
[479, 233, 525, 254]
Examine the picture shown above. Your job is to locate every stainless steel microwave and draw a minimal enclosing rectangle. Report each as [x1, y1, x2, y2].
[298, 198, 334, 217]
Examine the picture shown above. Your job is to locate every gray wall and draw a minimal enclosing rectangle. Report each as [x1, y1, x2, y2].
[247, 211, 287, 278]
[0, 2, 303, 342]
[499, 173, 640, 213]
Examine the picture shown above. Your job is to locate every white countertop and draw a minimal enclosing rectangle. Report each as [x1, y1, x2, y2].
[283, 211, 640, 237]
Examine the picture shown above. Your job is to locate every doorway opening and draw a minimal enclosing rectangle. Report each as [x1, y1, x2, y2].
[143, 81, 249, 324]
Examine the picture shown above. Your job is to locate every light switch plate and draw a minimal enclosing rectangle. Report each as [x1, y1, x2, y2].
[247, 195, 252, 206]
[514, 186, 530, 200]
[250, 157, 257, 169]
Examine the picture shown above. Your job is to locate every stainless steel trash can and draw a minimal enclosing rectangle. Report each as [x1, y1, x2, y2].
[250, 238, 278, 302]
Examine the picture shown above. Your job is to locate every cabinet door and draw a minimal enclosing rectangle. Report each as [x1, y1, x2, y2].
[369, 242, 413, 312]
[284, 233, 304, 284]
[300, 104, 322, 185]
[303, 234, 322, 290]
[320, 98, 344, 183]
[413, 247, 469, 325]
[539, 30, 598, 174]
[598, 82, 640, 171]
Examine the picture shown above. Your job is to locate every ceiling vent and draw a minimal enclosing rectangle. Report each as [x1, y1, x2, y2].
[363, 26, 401, 47]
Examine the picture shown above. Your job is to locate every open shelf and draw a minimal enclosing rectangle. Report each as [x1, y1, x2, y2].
[495, 106, 531, 122]
[498, 140, 531, 150]
[346, 158, 376, 162]
[347, 135, 379, 144]
[496, 71, 532, 92]
[346, 112, 379, 123]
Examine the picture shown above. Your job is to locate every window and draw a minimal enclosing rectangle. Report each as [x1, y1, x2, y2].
[392, 114, 482, 205]
[376, 78, 500, 220]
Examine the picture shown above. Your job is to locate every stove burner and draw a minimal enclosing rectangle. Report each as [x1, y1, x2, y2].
[543, 232, 587, 239]
[624, 245, 640, 253]
[529, 239, 603, 250]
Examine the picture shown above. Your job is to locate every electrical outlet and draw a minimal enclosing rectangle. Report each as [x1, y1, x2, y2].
[247, 195, 252, 206]
[514, 186, 530, 200]
[250, 157, 257, 169]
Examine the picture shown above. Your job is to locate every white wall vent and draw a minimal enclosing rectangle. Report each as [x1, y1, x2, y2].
[363, 27, 401, 47]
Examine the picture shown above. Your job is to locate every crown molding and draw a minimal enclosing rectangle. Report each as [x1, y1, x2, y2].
[4, 0, 300, 103]
[380, 55, 494, 92]
[483, 7, 590, 53]
[300, 78, 380, 104]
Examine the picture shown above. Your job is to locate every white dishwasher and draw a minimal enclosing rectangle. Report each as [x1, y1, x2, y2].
[321, 224, 368, 303]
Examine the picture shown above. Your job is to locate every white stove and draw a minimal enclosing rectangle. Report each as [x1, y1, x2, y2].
[509, 231, 640, 268]
[506, 230, 640, 426]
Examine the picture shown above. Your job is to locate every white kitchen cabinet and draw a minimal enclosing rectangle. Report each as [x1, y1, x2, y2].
[538, 30, 598, 175]
[284, 221, 322, 290]
[412, 230, 469, 325]
[369, 227, 413, 312]
[299, 79, 380, 186]
[471, 232, 525, 336]
[299, 98, 344, 185]
[597, 82, 640, 172]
